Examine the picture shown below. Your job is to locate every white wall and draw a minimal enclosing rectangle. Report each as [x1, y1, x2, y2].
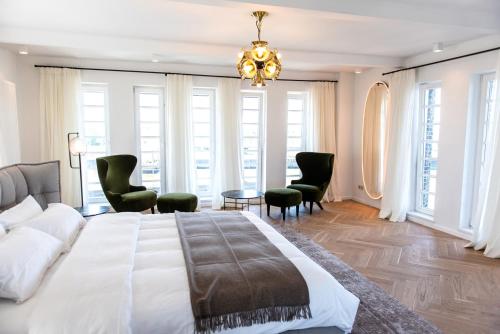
[352, 49, 498, 238]
[14, 55, 354, 199]
[0, 48, 16, 83]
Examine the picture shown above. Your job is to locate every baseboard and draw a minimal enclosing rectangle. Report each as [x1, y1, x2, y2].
[351, 196, 380, 209]
[407, 213, 472, 241]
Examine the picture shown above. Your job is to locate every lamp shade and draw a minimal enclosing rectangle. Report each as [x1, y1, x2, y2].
[69, 136, 87, 155]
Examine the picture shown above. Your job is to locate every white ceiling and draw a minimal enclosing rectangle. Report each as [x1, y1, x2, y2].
[0, 0, 499, 72]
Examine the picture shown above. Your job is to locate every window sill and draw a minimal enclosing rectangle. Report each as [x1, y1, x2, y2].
[407, 211, 434, 224]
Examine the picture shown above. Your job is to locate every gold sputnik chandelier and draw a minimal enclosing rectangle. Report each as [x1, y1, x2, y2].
[237, 11, 282, 87]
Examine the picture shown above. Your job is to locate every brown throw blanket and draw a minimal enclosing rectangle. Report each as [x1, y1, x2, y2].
[175, 211, 312, 333]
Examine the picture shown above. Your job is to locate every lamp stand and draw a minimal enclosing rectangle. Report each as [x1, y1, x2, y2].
[68, 132, 84, 208]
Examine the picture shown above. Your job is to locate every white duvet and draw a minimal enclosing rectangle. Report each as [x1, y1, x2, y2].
[0, 212, 359, 334]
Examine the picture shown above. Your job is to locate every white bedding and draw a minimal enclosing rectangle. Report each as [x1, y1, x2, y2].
[0, 211, 359, 334]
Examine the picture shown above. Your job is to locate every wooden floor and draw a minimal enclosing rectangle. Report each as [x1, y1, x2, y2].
[251, 200, 500, 334]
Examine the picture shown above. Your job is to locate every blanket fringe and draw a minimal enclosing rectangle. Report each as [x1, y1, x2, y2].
[194, 305, 312, 334]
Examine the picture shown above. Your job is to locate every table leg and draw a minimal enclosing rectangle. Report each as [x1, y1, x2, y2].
[259, 197, 262, 217]
[223, 197, 226, 210]
[248, 199, 250, 211]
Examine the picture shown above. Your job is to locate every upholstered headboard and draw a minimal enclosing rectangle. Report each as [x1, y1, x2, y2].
[0, 161, 61, 212]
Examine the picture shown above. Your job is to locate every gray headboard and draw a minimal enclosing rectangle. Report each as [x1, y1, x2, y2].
[0, 161, 61, 212]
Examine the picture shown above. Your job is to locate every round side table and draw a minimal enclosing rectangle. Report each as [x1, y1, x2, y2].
[221, 190, 264, 217]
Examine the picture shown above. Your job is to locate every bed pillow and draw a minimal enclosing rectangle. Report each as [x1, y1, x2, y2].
[0, 195, 43, 230]
[23, 203, 86, 252]
[0, 227, 63, 303]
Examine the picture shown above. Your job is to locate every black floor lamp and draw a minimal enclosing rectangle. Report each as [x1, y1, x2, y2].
[68, 132, 87, 208]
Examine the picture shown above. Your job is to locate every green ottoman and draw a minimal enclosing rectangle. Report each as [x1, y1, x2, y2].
[157, 193, 198, 213]
[265, 188, 302, 220]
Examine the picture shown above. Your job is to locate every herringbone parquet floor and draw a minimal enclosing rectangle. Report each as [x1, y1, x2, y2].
[254, 200, 500, 334]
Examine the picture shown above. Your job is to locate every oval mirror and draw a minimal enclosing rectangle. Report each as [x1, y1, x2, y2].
[362, 82, 389, 199]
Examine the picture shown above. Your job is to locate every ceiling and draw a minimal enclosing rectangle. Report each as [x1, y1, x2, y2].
[0, 0, 499, 73]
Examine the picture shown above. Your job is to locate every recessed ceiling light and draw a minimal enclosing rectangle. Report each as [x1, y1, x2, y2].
[18, 47, 29, 55]
[354, 70, 362, 74]
[432, 42, 444, 53]
[152, 59, 159, 63]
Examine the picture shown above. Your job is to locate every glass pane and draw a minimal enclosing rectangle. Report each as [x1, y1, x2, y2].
[142, 168, 161, 181]
[141, 152, 161, 167]
[193, 123, 210, 136]
[141, 137, 160, 151]
[288, 111, 302, 124]
[84, 107, 105, 121]
[193, 95, 210, 109]
[243, 96, 259, 110]
[425, 88, 441, 106]
[86, 136, 106, 153]
[242, 124, 258, 137]
[140, 107, 159, 122]
[83, 92, 104, 106]
[194, 137, 210, 149]
[242, 138, 258, 149]
[140, 123, 160, 137]
[287, 138, 302, 149]
[425, 124, 439, 141]
[139, 93, 159, 107]
[242, 109, 259, 123]
[288, 98, 304, 111]
[287, 124, 302, 137]
[193, 108, 211, 122]
[84, 123, 105, 137]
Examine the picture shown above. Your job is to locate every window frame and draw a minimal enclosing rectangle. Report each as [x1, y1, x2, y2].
[415, 82, 441, 216]
[285, 91, 308, 185]
[80, 83, 110, 205]
[134, 86, 166, 194]
[191, 87, 216, 202]
[240, 90, 266, 192]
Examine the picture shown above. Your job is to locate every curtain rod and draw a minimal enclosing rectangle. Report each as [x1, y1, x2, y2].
[382, 46, 500, 76]
[33, 65, 338, 83]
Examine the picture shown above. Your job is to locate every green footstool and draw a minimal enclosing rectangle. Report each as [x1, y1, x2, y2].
[157, 193, 198, 213]
[265, 188, 302, 220]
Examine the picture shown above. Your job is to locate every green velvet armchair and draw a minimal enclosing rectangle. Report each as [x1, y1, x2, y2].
[96, 155, 157, 213]
[287, 152, 335, 214]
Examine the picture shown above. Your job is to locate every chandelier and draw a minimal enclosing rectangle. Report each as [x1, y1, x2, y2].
[237, 11, 282, 87]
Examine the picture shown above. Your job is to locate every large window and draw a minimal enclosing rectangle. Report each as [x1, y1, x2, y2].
[135, 87, 164, 193]
[415, 83, 441, 215]
[81, 84, 109, 204]
[286, 92, 308, 185]
[466, 73, 497, 227]
[192, 88, 215, 200]
[241, 91, 265, 191]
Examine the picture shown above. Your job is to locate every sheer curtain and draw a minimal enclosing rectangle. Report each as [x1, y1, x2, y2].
[212, 78, 243, 209]
[39, 68, 81, 206]
[379, 69, 416, 222]
[309, 82, 341, 202]
[165, 74, 196, 194]
[0, 78, 20, 166]
[466, 51, 500, 258]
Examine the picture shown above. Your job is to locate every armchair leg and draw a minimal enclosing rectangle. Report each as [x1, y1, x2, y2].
[316, 202, 324, 210]
[303, 200, 306, 208]
[267, 204, 271, 216]
[151, 207, 155, 214]
[281, 207, 286, 220]
[309, 201, 313, 214]
[296, 205, 299, 217]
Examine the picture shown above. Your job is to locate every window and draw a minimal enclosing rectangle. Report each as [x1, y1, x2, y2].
[466, 73, 497, 227]
[135, 87, 165, 193]
[81, 84, 109, 204]
[415, 84, 441, 215]
[241, 91, 265, 191]
[286, 92, 308, 185]
[192, 88, 215, 200]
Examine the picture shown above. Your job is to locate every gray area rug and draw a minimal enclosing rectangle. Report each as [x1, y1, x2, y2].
[273, 224, 442, 334]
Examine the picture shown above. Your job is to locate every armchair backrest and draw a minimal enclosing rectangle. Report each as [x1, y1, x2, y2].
[295, 152, 335, 189]
[96, 155, 137, 195]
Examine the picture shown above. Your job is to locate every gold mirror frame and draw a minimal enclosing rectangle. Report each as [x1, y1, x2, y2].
[361, 81, 389, 200]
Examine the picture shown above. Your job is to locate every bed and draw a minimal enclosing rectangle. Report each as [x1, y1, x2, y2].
[0, 162, 359, 334]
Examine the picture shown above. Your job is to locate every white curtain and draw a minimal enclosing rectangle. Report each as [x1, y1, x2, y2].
[466, 51, 500, 258]
[0, 78, 21, 166]
[379, 69, 416, 222]
[212, 78, 243, 209]
[39, 68, 81, 206]
[309, 82, 341, 202]
[165, 74, 196, 193]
